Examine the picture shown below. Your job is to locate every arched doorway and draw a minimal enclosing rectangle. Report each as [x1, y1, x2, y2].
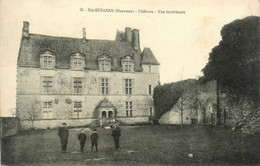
[102, 111, 107, 118]
[98, 98, 116, 126]
[108, 111, 113, 118]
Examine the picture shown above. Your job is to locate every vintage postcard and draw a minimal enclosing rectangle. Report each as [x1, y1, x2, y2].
[0, 0, 259, 165]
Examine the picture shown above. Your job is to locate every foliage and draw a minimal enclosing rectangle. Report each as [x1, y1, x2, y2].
[153, 79, 198, 119]
[201, 16, 260, 105]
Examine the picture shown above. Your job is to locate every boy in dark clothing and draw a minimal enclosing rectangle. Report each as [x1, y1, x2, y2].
[90, 129, 99, 151]
[111, 125, 121, 150]
[78, 129, 87, 153]
[58, 123, 69, 153]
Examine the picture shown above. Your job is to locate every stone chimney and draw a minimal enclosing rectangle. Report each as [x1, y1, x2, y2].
[125, 27, 132, 42]
[132, 29, 140, 50]
[22, 21, 29, 38]
[83, 28, 86, 41]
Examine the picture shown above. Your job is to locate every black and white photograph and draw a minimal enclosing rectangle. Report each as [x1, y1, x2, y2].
[0, 0, 259, 165]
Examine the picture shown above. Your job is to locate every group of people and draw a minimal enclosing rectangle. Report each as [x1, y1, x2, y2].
[58, 123, 121, 153]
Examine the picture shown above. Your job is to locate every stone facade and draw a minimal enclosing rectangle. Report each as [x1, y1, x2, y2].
[158, 80, 246, 126]
[17, 22, 160, 129]
[159, 80, 217, 125]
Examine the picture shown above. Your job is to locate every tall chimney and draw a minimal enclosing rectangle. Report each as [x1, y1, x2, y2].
[22, 21, 29, 38]
[132, 29, 140, 50]
[125, 27, 132, 42]
[82, 28, 86, 41]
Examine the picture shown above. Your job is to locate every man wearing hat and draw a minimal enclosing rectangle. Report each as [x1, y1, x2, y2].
[111, 124, 121, 150]
[58, 123, 69, 153]
[78, 128, 87, 153]
[90, 129, 99, 152]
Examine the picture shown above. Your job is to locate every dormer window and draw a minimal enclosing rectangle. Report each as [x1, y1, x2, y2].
[121, 55, 134, 72]
[70, 53, 85, 70]
[98, 53, 111, 72]
[40, 51, 55, 69]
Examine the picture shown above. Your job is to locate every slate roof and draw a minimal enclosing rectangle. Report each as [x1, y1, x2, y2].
[18, 33, 143, 71]
[141, 47, 160, 65]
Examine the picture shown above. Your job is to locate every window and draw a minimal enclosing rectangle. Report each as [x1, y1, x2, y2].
[148, 65, 151, 73]
[149, 85, 152, 94]
[125, 79, 133, 95]
[43, 56, 53, 68]
[124, 60, 132, 72]
[43, 76, 52, 94]
[74, 77, 83, 94]
[122, 55, 134, 72]
[150, 106, 153, 116]
[71, 53, 85, 70]
[43, 102, 52, 119]
[73, 58, 82, 69]
[98, 54, 111, 71]
[73, 101, 82, 118]
[101, 78, 109, 94]
[40, 51, 55, 69]
[126, 101, 133, 117]
[100, 60, 110, 71]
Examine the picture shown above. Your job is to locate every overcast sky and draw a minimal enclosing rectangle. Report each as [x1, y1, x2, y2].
[0, 0, 259, 116]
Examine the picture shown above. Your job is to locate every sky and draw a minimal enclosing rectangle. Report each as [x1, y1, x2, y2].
[0, 0, 259, 116]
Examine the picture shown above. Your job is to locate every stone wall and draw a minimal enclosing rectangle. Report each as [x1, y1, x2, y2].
[17, 66, 159, 128]
[159, 108, 198, 125]
[116, 116, 149, 125]
[0, 117, 20, 137]
[20, 118, 94, 130]
[20, 116, 150, 130]
[158, 80, 217, 125]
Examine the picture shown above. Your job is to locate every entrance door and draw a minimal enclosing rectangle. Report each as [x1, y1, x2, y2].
[102, 111, 107, 118]
[108, 111, 113, 118]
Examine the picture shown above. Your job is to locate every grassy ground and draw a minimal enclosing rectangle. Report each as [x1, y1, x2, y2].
[1, 125, 260, 166]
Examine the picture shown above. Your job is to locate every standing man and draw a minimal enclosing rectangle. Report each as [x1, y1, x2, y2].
[58, 123, 69, 153]
[78, 129, 87, 153]
[90, 129, 99, 152]
[111, 124, 121, 150]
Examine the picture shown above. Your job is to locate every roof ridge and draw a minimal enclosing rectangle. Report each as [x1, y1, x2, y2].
[29, 33, 125, 43]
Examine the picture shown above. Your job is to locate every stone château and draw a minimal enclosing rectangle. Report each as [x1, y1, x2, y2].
[16, 22, 160, 129]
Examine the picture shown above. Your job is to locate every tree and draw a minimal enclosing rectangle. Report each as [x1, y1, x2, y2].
[201, 16, 260, 106]
[25, 100, 41, 129]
